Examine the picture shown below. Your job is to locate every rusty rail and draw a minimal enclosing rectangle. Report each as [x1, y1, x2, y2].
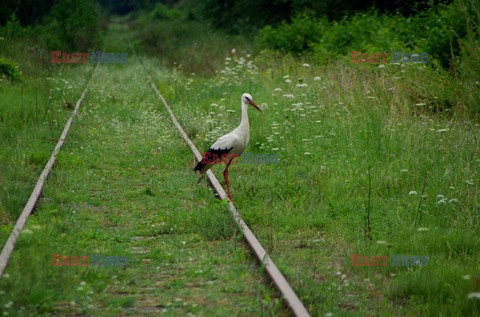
[0, 64, 99, 276]
[147, 75, 310, 317]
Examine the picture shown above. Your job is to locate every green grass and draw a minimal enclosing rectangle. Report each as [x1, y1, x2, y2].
[0, 21, 284, 316]
[147, 45, 480, 316]
[0, 37, 92, 229]
[1, 13, 480, 317]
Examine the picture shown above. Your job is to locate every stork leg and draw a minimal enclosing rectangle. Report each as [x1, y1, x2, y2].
[223, 159, 233, 201]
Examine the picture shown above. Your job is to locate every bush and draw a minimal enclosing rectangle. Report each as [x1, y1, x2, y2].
[40, 0, 100, 50]
[0, 57, 22, 82]
[137, 2, 187, 26]
[257, 14, 323, 54]
[257, 10, 416, 59]
[5, 14, 23, 38]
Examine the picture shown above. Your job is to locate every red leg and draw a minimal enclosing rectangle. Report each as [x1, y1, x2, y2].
[223, 159, 233, 201]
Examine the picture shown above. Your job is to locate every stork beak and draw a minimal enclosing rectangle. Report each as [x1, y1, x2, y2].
[248, 99, 262, 112]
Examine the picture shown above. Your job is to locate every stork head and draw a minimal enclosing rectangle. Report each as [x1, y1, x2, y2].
[242, 93, 262, 112]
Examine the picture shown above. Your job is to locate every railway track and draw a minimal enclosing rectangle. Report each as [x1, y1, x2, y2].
[147, 75, 310, 317]
[0, 59, 310, 316]
[0, 63, 100, 277]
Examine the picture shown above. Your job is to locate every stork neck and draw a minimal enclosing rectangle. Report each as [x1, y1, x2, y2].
[239, 102, 249, 129]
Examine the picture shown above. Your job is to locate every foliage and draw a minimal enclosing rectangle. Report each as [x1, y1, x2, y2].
[138, 2, 187, 24]
[40, 0, 101, 50]
[256, 0, 479, 70]
[196, 0, 453, 34]
[256, 13, 324, 54]
[138, 8, 248, 76]
[457, 0, 480, 116]
[0, 57, 22, 82]
[5, 14, 23, 38]
[0, 0, 55, 26]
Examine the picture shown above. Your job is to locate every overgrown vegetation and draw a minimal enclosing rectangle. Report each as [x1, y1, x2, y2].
[1, 0, 479, 315]
[136, 0, 480, 117]
[154, 40, 480, 317]
[135, 2, 248, 76]
[0, 57, 22, 82]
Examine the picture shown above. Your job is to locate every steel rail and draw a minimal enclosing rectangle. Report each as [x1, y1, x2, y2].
[147, 75, 310, 317]
[0, 64, 99, 277]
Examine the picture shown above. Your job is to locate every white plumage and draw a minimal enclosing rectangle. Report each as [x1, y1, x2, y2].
[194, 93, 262, 201]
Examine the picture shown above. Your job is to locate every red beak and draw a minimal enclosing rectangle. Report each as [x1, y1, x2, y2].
[248, 99, 262, 112]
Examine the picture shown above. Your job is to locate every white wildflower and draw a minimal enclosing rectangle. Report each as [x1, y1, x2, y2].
[468, 292, 480, 299]
[302, 63, 310, 67]
[285, 79, 292, 84]
[409, 190, 418, 196]
[314, 76, 321, 81]
[274, 88, 282, 92]
[417, 227, 429, 232]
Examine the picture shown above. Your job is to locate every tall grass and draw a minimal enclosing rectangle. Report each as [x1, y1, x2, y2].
[136, 3, 249, 77]
[0, 29, 93, 231]
[148, 43, 480, 315]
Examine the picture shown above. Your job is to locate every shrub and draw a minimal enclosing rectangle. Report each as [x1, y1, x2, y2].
[256, 1, 476, 70]
[0, 57, 22, 82]
[138, 2, 187, 26]
[5, 13, 23, 38]
[256, 14, 323, 54]
[40, 0, 100, 50]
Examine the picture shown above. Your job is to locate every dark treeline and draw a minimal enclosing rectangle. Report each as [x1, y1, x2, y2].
[1, 0, 453, 30]
[192, 0, 454, 33]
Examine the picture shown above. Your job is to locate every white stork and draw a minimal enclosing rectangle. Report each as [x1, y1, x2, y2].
[194, 93, 262, 201]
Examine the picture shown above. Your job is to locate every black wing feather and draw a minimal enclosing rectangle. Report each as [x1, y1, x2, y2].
[194, 147, 233, 172]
